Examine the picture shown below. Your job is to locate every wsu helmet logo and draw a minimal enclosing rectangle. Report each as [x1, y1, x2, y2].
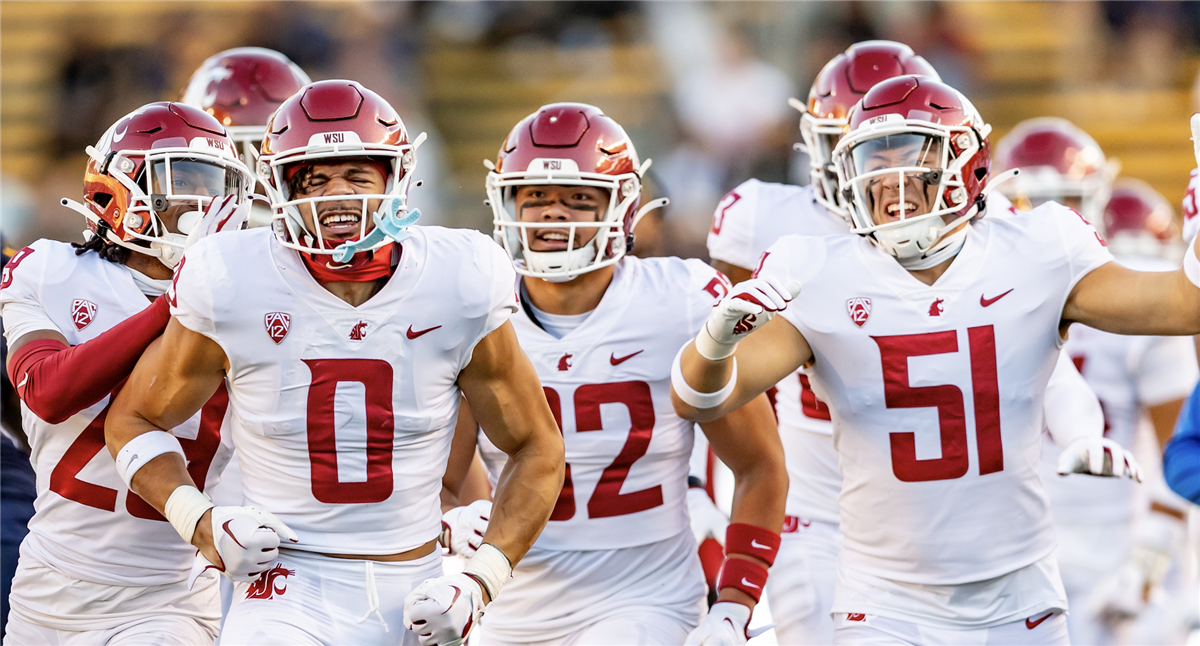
[846, 298, 871, 327]
[264, 312, 291, 344]
[71, 299, 97, 330]
[244, 564, 296, 600]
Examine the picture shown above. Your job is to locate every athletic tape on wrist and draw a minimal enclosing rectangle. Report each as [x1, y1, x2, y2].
[114, 430, 185, 490]
[725, 523, 781, 567]
[463, 543, 512, 601]
[716, 557, 769, 603]
[694, 321, 738, 361]
[163, 485, 214, 544]
[1185, 235, 1200, 289]
[671, 345, 737, 410]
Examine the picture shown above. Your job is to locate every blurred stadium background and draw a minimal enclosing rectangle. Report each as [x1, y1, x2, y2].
[3, 1, 1200, 261]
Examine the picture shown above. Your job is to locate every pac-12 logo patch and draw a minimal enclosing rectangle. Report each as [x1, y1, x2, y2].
[245, 564, 296, 600]
[846, 297, 871, 327]
[71, 299, 97, 330]
[264, 312, 291, 344]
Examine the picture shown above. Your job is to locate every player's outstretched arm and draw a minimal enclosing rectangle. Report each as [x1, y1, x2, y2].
[457, 320, 565, 572]
[1065, 246, 1200, 337]
[673, 309, 812, 423]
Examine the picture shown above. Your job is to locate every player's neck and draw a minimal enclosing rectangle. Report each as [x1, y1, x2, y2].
[905, 255, 956, 286]
[124, 252, 173, 281]
[522, 265, 615, 316]
[321, 279, 387, 307]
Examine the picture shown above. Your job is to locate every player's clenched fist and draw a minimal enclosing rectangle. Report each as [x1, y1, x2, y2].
[685, 602, 760, 645]
[1056, 437, 1142, 481]
[441, 500, 491, 557]
[696, 277, 801, 360]
[404, 574, 485, 646]
[192, 506, 299, 585]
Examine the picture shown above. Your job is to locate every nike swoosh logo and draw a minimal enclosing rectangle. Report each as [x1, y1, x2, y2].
[610, 350, 644, 366]
[750, 539, 770, 550]
[980, 289, 1014, 307]
[1025, 612, 1054, 630]
[407, 325, 442, 339]
[740, 577, 761, 589]
[222, 520, 246, 549]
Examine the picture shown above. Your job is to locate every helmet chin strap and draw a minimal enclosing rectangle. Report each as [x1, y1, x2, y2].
[330, 199, 421, 264]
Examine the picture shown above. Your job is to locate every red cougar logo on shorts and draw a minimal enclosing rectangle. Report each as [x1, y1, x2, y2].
[264, 312, 291, 344]
[245, 564, 296, 600]
[71, 299, 97, 330]
[349, 321, 368, 341]
[846, 298, 871, 327]
[928, 298, 944, 317]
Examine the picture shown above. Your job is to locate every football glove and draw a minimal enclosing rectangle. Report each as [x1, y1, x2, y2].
[1056, 437, 1142, 481]
[696, 278, 801, 360]
[183, 194, 251, 252]
[404, 573, 485, 646]
[685, 602, 771, 646]
[440, 500, 491, 557]
[687, 487, 729, 547]
[189, 505, 298, 587]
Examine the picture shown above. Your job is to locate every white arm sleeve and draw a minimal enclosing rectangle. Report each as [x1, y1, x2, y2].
[1045, 350, 1104, 449]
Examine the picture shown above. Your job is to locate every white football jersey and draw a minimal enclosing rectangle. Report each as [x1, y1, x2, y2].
[758, 201, 1115, 584]
[509, 256, 727, 551]
[707, 180, 847, 523]
[1042, 256, 1199, 524]
[171, 227, 517, 555]
[0, 240, 234, 587]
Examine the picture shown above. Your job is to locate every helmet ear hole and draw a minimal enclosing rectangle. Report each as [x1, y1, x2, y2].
[93, 193, 112, 209]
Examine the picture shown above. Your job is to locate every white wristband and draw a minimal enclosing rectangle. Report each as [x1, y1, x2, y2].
[1184, 234, 1200, 288]
[114, 430, 185, 490]
[463, 543, 512, 601]
[695, 322, 738, 361]
[671, 344, 737, 409]
[163, 485, 214, 544]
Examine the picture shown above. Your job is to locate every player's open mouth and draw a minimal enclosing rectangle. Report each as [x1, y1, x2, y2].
[531, 229, 572, 251]
[885, 201, 919, 217]
[318, 211, 361, 236]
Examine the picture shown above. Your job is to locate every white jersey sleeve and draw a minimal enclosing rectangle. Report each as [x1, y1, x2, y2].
[1135, 335, 1199, 406]
[464, 236, 519, 370]
[1, 241, 68, 343]
[1043, 349, 1103, 447]
[1183, 168, 1199, 244]
[1046, 203, 1116, 315]
[707, 180, 765, 270]
[168, 239, 221, 342]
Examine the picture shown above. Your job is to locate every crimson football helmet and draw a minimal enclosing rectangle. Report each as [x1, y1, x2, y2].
[1102, 178, 1181, 260]
[799, 41, 939, 219]
[60, 102, 253, 267]
[994, 117, 1117, 229]
[182, 48, 311, 164]
[487, 103, 666, 281]
[833, 76, 996, 265]
[258, 80, 423, 264]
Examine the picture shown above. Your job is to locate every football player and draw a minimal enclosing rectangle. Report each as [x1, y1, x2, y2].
[182, 47, 311, 229]
[102, 80, 565, 646]
[452, 103, 787, 646]
[705, 42, 1110, 645]
[671, 75, 1197, 645]
[1, 103, 252, 645]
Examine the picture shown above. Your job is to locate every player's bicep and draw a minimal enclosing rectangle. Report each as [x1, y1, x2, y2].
[1065, 261, 1200, 336]
[459, 321, 556, 456]
[115, 318, 227, 431]
[443, 396, 481, 500]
